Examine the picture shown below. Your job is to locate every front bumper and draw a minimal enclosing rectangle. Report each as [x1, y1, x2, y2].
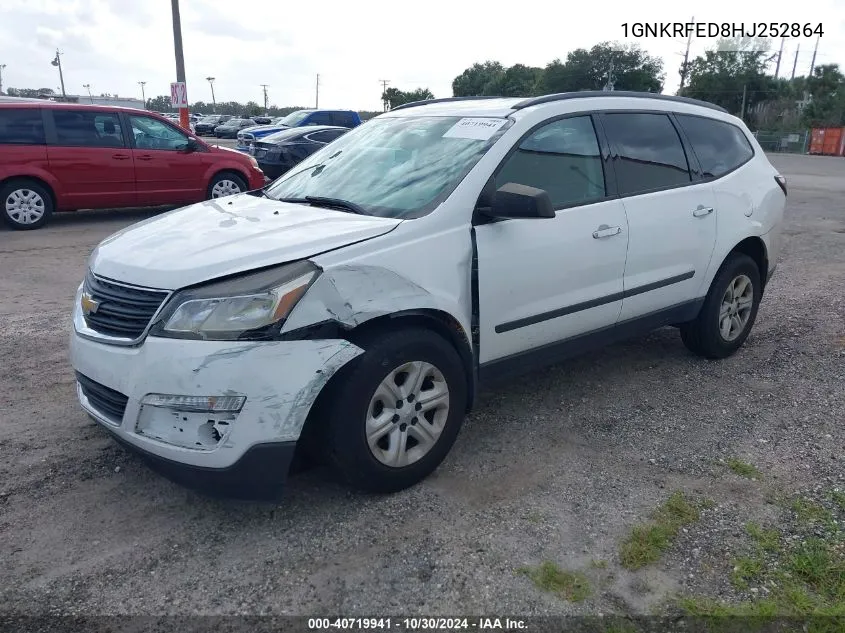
[70, 328, 363, 476]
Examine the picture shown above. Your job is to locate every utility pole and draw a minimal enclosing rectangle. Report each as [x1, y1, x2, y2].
[379, 79, 390, 111]
[740, 83, 747, 121]
[0, 64, 5, 94]
[603, 61, 615, 91]
[774, 37, 785, 79]
[170, 0, 189, 130]
[51, 49, 66, 99]
[138, 81, 146, 108]
[83, 83, 93, 103]
[809, 35, 819, 77]
[315, 74, 320, 108]
[205, 76, 216, 113]
[791, 44, 800, 80]
[679, 16, 694, 91]
[260, 84, 269, 113]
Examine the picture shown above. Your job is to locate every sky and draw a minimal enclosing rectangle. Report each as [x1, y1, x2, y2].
[1, 0, 844, 112]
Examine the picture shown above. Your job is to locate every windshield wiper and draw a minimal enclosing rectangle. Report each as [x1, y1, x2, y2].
[304, 196, 366, 215]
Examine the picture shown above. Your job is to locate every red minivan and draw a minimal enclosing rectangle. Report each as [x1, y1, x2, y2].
[0, 98, 266, 230]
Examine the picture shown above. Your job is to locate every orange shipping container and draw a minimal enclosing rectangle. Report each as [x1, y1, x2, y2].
[809, 127, 845, 156]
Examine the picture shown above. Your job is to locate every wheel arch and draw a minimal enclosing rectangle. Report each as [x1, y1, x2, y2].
[727, 236, 769, 289]
[0, 175, 58, 212]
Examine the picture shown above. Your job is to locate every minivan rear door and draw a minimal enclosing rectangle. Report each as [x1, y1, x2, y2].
[45, 108, 136, 209]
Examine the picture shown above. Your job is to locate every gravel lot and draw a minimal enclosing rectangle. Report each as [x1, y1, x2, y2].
[1, 154, 843, 618]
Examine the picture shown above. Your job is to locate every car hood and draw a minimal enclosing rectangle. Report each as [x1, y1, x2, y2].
[88, 194, 402, 289]
[242, 125, 289, 135]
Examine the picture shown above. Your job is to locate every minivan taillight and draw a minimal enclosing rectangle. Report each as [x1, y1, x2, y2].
[775, 175, 787, 196]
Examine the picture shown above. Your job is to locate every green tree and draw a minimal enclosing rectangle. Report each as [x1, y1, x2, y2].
[681, 37, 775, 121]
[382, 87, 434, 109]
[538, 42, 664, 93]
[7, 87, 55, 98]
[452, 61, 505, 97]
[146, 95, 173, 112]
[801, 64, 845, 126]
[490, 64, 542, 97]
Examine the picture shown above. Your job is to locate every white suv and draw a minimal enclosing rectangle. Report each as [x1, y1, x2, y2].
[70, 92, 786, 497]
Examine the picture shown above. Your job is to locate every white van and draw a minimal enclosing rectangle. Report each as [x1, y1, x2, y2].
[70, 92, 786, 496]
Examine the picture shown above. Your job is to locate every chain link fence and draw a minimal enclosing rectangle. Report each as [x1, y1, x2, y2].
[752, 129, 810, 154]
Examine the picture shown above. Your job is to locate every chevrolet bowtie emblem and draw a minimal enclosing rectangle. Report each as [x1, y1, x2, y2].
[80, 292, 100, 315]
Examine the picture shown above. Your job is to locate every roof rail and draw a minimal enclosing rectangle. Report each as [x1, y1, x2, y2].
[388, 96, 508, 112]
[512, 90, 728, 113]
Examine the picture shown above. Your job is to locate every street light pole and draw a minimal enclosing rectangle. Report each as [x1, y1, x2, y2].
[138, 81, 147, 108]
[51, 49, 66, 99]
[206, 76, 216, 113]
[170, 0, 189, 130]
[0, 64, 6, 95]
[83, 83, 93, 103]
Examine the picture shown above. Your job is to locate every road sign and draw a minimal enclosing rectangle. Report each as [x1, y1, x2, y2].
[170, 82, 188, 108]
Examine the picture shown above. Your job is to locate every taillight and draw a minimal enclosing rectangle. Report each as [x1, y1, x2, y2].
[775, 175, 787, 196]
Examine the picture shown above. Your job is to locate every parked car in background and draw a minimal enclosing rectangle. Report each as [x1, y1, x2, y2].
[214, 117, 258, 139]
[236, 109, 362, 152]
[67, 92, 786, 496]
[251, 116, 273, 125]
[194, 114, 232, 135]
[251, 125, 348, 179]
[0, 101, 265, 229]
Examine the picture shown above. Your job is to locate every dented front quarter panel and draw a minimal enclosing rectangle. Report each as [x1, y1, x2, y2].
[70, 333, 363, 468]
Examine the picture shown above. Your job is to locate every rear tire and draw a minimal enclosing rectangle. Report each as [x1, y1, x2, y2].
[680, 253, 762, 359]
[1, 179, 53, 230]
[320, 328, 468, 493]
[207, 172, 247, 199]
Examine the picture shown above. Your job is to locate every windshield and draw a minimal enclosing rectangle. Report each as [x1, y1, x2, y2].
[264, 115, 512, 219]
[200, 116, 219, 123]
[278, 111, 312, 127]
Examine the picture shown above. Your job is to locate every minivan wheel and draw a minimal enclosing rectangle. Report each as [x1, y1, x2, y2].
[1, 180, 53, 230]
[321, 328, 467, 493]
[680, 253, 762, 359]
[207, 172, 247, 199]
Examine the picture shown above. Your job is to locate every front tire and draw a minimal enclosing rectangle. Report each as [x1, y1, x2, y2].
[207, 172, 247, 199]
[680, 252, 762, 359]
[1, 179, 53, 230]
[321, 328, 468, 493]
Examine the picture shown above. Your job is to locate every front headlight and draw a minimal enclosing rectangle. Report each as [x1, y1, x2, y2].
[150, 261, 319, 341]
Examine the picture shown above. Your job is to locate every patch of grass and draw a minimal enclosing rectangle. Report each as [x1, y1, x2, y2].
[679, 488, 845, 626]
[730, 555, 765, 590]
[524, 510, 544, 524]
[518, 561, 591, 602]
[827, 490, 845, 512]
[619, 491, 700, 570]
[726, 457, 763, 479]
[791, 498, 837, 530]
[746, 522, 782, 553]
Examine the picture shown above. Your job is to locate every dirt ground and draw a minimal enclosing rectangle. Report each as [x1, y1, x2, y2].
[1, 154, 843, 618]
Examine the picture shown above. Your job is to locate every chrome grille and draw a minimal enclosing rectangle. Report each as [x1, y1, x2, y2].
[82, 272, 169, 340]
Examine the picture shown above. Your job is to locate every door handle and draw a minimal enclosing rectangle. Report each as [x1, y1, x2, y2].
[137, 155, 153, 161]
[592, 224, 622, 239]
[112, 154, 130, 160]
[693, 205, 714, 217]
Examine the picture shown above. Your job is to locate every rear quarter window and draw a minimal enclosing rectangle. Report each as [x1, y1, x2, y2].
[675, 114, 754, 178]
[0, 108, 46, 145]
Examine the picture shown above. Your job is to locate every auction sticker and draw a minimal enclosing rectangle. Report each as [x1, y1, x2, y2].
[442, 117, 508, 140]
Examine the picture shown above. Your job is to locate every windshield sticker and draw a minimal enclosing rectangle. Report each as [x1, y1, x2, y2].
[442, 118, 508, 141]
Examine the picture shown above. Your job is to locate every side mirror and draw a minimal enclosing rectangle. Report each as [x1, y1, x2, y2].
[182, 138, 200, 153]
[480, 182, 555, 220]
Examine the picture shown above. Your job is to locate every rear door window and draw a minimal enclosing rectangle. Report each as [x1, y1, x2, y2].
[674, 114, 754, 178]
[307, 129, 347, 143]
[53, 110, 125, 148]
[601, 112, 691, 195]
[0, 108, 46, 145]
